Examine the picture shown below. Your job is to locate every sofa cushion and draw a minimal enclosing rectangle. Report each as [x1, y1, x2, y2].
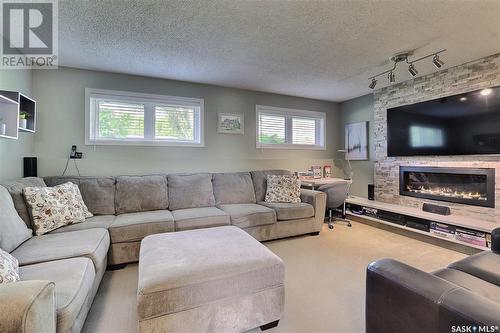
[115, 175, 168, 215]
[20, 257, 95, 333]
[172, 207, 230, 231]
[258, 201, 314, 220]
[0, 186, 32, 252]
[50, 215, 116, 234]
[168, 174, 215, 210]
[110, 210, 175, 243]
[1, 177, 47, 228]
[448, 251, 500, 287]
[11, 229, 110, 275]
[218, 203, 276, 228]
[44, 176, 116, 215]
[433, 268, 500, 304]
[250, 170, 291, 202]
[213, 172, 256, 205]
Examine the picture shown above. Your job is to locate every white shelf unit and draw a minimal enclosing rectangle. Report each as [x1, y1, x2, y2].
[0, 91, 37, 139]
[346, 196, 494, 251]
[0, 94, 20, 139]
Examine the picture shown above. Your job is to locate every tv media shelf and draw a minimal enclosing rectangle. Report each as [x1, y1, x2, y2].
[345, 196, 496, 252]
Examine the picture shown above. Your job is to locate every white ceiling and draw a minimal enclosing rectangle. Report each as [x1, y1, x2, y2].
[59, 0, 500, 102]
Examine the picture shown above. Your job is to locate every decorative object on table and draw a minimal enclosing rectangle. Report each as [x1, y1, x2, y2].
[345, 121, 368, 160]
[19, 111, 30, 129]
[312, 165, 322, 179]
[265, 175, 301, 203]
[217, 113, 244, 134]
[297, 170, 313, 179]
[0, 117, 6, 136]
[323, 165, 332, 178]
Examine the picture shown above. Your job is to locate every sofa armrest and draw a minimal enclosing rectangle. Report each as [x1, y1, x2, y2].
[300, 189, 326, 232]
[491, 227, 500, 254]
[366, 258, 500, 333]
[0, 280, 56, 333]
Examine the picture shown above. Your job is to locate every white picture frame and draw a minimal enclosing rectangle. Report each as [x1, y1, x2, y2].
[218, 113, 244, 135]
[345, 121, 368, 160]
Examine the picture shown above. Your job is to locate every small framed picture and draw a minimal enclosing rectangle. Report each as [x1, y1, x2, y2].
[218, 113, 244, 135]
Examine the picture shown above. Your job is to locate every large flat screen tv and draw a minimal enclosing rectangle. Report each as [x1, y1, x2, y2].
[387, 86, 500, 157]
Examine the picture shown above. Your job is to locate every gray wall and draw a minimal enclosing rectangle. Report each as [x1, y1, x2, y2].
[0, 69, 35, 181]
[32, 67, 341, 177]
[340, 94, 374, 197]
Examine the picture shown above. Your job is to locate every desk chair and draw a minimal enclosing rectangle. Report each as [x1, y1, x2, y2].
[318, 179, 352, 229]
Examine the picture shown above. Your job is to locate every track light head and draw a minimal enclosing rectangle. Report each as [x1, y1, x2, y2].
[408, 64, 418, 77]
[369, 78, 377, 89]
[432, 55, 444, 68]
[388, 71, 395, 83]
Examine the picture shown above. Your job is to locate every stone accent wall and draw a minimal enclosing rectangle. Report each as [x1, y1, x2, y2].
[374, 53, 500, 223]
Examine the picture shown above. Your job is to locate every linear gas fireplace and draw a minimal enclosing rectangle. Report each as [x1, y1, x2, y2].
[399, 166, 495, 208]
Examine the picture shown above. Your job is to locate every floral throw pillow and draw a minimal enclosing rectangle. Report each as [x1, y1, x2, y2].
[265, 175, 301, 203]
[0, 248, 20, 284]
[23, 182, 91, 235]
[60, 182, 93, 218]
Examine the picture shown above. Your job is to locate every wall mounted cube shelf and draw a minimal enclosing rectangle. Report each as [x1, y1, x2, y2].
[0, 90, 36, 139]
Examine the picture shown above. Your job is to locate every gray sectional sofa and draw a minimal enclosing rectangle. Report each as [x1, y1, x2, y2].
[0, 170, 326, 333]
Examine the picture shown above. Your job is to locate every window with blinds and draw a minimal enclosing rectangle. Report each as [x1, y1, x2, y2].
[86, 89, 204, 146]
[256, 105, 325, 149]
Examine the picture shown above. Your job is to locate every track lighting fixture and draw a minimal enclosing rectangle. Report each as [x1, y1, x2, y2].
[432, 55, 444, 68]
[388, 71, 395, 83]
[368, 49, 446, 89]
[408, 64, 418, 77]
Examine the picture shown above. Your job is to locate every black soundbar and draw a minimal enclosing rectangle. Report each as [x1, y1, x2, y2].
[422, 203, 451, 216]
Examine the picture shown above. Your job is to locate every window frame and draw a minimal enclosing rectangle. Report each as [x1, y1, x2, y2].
[255, 105, 326, 150]
[85, 88, 204, 147]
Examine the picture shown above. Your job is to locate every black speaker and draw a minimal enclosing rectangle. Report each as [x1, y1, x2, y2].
[422, 203, 451, 216]
[368, 184, 375, 200]
[23, 157, 37, 177]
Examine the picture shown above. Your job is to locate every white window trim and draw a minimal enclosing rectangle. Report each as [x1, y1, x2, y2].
[256, 105, 326, 150]
[85, 88, 205, 147]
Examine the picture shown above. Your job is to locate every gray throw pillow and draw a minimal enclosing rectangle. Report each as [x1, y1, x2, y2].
[0, 186, 32, 252]
[168, 173, 215, 210]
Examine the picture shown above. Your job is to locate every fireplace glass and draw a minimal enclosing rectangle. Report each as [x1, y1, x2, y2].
[399, 167, 495, 208]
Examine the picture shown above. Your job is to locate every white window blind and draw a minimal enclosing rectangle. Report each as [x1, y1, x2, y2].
[258, 114, 286, 144]
[292, 117, 316, 145]
[97, 100, 145, 139]
[86, 89, 204, 146]
[155, 105, 195, 141]
[256, 105, 325, 149]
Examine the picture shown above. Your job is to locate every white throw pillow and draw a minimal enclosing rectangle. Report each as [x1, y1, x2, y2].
[265, 175, 301, 203]
[23, 182, 91, 235]
[0, 248, 20, 284]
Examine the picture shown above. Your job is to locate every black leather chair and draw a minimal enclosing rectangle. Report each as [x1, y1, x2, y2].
[366, 227, 500, 333]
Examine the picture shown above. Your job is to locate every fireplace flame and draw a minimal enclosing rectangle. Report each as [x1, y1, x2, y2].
[406, 185, 487, 201]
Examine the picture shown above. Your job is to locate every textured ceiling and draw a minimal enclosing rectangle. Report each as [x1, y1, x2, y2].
[58, 0, 500, 102]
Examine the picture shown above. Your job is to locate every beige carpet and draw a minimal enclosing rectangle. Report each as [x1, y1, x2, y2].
[82, 222, 467, 333]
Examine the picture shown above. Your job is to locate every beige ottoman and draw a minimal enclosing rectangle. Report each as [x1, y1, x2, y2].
[138, 226, 285, 333]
